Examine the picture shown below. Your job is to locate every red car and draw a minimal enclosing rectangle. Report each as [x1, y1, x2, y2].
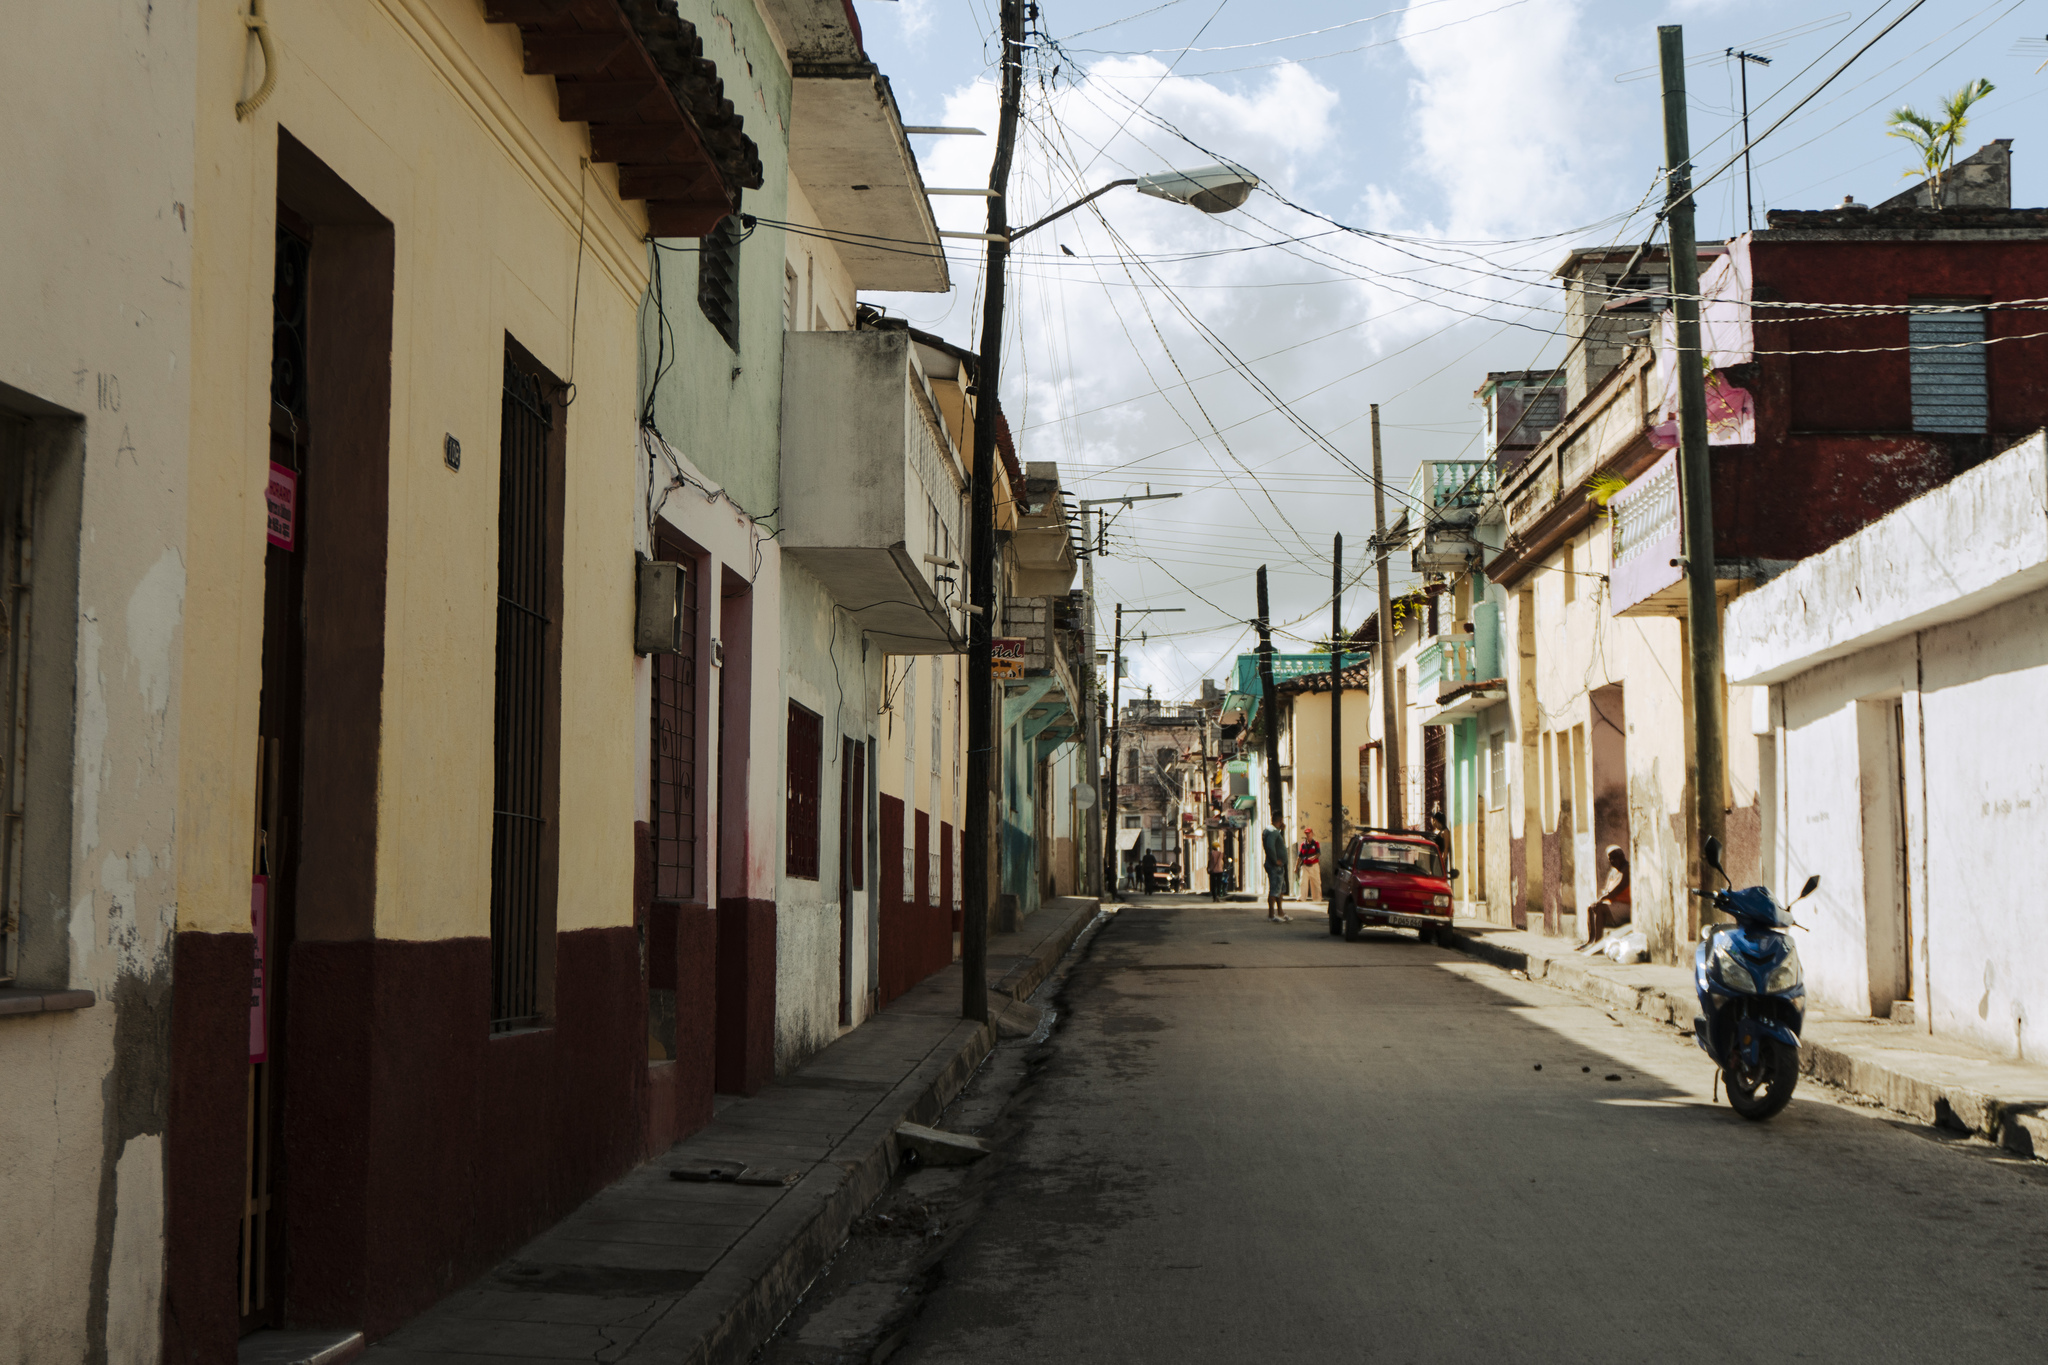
[1329, 829, 1458, 944]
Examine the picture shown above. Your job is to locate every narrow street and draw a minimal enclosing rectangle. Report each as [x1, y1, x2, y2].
[889, 897, 2048, 1362]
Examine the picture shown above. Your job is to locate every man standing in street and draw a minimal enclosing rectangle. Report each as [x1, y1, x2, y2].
[1262, 825, 1290, 922]
[1297, 827, 1321, 903]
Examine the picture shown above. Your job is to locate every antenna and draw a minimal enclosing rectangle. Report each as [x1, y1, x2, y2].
[1728, 49, 1773, 232]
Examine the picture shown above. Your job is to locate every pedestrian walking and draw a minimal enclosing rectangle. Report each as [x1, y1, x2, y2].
[1138, 849, 1158, 896]
[1297, 827, 1322, 902]
[1261, 826, 1290, 922]
[1208, 841, 1227, 901]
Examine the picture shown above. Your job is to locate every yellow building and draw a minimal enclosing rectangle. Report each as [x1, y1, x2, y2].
[166, 0, 760, 1353]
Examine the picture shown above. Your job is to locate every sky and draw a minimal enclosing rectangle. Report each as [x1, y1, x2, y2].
[848, 0, 2048, 704]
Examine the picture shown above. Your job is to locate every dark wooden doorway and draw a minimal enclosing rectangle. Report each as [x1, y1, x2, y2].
[242, 215, 312, 1334]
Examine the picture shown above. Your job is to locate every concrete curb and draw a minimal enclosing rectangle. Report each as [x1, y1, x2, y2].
[625, 897, 1103, 1365]
[992, 896, 1102, 1003]
[1441, 927, 2048, 1160]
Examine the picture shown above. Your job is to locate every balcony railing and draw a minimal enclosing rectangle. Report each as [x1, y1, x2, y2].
[1409, 460, 1497, 513]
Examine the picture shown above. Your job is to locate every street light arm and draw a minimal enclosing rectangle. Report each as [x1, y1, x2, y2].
[1010, 179, 1138, 243]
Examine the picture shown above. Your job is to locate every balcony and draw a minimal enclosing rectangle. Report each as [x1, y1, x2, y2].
[1417, 616, 1506, 727]
[1408, 460, 1498, 523]
[780, 329, 967, 653]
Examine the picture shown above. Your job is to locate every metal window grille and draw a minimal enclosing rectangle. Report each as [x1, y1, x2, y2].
[1488, 727, 1508, 810]
[491, 353, 553, 1030]
[786, 702, 822, 879]
[0, 420, 30, 986]
[1909, 301, 1988, 433]
[698, 214, 744, 351]
[651, 550, 698, 901]
[849, 739, 865, 890]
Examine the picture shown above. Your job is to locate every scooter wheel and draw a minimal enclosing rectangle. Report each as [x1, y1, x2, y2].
[1724, 1038, 1799, 1121]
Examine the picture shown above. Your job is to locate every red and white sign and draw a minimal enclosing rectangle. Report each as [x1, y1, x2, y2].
[992, 636, 1027, 678]
[249, 876, 270, 1063]
[265, 462, 297, 550]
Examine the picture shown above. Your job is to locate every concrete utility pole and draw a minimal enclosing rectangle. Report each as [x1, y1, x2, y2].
[961, 0, 1023, 1025]
[1370, 405, 1403, 830]
[1660, 25, 1727, 868]
[1080, 508, 1102, 897]
[1105, 603, 1125, 899]
[1254, 567, 1284, 888]
[1328, 532, 1344, 883]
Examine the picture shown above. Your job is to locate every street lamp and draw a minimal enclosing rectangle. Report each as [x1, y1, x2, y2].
[941, 161, 1263, 243]
[958, 5, 1259, 1024]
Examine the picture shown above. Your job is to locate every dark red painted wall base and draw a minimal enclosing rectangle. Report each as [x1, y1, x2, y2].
[164, 931, 259, 1365]
[877, 796, 955, 1007]
[714, 899, 774, 1095]
[673, 904, 716, 1126]
[166, 925, 653, 1357]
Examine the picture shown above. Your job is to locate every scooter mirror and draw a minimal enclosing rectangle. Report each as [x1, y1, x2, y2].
[1799, 873, 1821, 900]
[1703, 835, 1725, 875]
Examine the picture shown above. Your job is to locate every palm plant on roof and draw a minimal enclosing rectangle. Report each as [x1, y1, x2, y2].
[1885, 78, 1996, 209]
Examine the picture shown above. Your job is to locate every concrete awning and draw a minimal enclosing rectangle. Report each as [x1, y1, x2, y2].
[1116, 828, 1144, 851]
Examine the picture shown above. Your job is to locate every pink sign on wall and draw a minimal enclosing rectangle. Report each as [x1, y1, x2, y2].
[266, 463, 297, 550]
[250, 876, 270, 1063]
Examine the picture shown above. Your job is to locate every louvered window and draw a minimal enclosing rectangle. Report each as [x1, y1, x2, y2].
[1909, 300, 1988, 433]
[698, 212, 744, 351]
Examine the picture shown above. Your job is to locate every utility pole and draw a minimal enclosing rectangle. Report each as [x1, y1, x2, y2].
[1328, 532, 1344, 889]
[1104, 603, 1125, 899]
[961, 0, 1022, 1025]
[1370, 405, 1403, 830]
[1728, 48, 1772, 231]
[1662, 26, 1727, 873]
[1254, 567, 1284, 896]
[1079, 508, 1101, 897]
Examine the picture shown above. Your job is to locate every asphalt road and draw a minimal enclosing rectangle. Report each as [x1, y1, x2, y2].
[893, 896, 2048, 1364]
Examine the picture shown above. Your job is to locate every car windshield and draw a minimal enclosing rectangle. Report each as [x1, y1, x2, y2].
[1353, 839, 1442, 877]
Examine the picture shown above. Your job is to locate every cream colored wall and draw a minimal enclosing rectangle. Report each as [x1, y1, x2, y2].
[784, 177, 857, 332]
[0, 0, 196, 1356]
[1282, 690, 1371, 847]
[185, 0, 649, 939]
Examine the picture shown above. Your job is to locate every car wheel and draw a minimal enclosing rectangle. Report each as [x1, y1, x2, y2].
[1343, 902, 1362, 942]
[1327, 901, 1342, 937]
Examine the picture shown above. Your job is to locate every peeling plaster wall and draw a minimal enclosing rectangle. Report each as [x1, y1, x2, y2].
[0, 1, 194, 1359]
[1734, 433, 2048, 1055]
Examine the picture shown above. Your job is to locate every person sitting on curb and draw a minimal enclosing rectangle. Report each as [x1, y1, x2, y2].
[1579, 845, 1632, 948]
[1297, 827, 1322, 902]
[1262, 825, 1291, 922]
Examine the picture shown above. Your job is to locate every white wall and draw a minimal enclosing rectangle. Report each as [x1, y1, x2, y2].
[1735, 434, 2048, 1057]
[0, 2, 194, 1357]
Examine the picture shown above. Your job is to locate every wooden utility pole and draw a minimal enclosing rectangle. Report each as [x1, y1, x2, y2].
[1104, 603, 1125, 899]
[1370, 405, 1403, 829]
[1328, 533, 1344, 882]
[1254, 567, 1284, 891]
[961, 0, 1023, 1024]
[1660, 26, 1727, 868]
[1080, 509, 1102, 897]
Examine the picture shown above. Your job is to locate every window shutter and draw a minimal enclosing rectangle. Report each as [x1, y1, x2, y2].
[1909, 303, 1988, 433]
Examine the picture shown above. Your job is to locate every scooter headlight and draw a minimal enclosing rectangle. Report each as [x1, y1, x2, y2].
[1709, 938, 1754, 992]
[1764, 956, 1803, 993]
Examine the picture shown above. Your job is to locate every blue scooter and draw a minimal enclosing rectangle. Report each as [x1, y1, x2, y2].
[1692, 835, 1820, 1121]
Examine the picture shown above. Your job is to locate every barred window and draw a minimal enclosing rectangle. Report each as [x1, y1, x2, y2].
[786, 702, 822, 880]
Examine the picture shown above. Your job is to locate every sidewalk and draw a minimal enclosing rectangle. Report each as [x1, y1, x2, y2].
[364, 897, 1103, 1365]
[1443, 919, 2048, 1157]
